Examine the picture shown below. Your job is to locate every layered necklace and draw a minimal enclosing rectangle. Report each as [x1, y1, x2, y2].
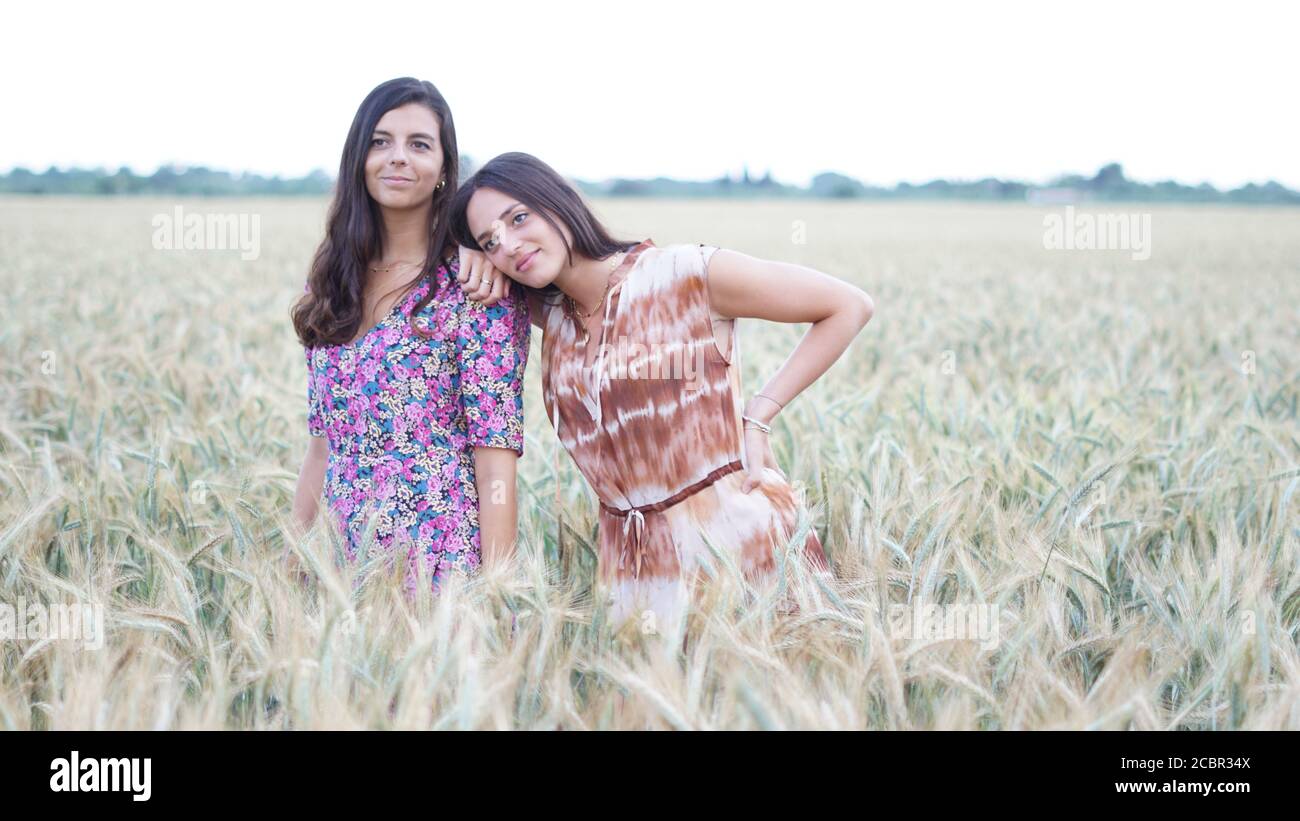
[565, 251, 628, 339]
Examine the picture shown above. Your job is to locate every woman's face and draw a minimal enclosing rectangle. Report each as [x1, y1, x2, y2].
[364, 102, 445, 210]
[466, 187, 572, 289]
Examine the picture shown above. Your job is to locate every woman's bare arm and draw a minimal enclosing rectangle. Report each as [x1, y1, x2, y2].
[473, 446, 520, 567]
[292, 434, 329, 534]
[705, 248, 875, 490]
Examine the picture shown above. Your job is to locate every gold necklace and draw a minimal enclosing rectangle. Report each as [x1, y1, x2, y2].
[567, 251, 628, 322]
[368, 259, 421, 274]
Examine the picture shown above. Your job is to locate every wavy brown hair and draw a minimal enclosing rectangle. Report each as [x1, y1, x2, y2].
[292, 77, 459, 348]
[448, 152, 636, 312]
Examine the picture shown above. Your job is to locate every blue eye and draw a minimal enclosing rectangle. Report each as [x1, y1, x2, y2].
[513, 212, 527, 224]
[483, 237, 497, 252]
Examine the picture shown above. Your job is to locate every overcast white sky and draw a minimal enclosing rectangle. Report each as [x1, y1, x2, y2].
[4, 0, 1297, 188]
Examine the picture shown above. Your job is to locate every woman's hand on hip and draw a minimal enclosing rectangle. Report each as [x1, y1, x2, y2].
[741, 426, 785, 493]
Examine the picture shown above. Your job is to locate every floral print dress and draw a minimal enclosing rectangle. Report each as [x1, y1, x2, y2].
[304, 259, 529, 596]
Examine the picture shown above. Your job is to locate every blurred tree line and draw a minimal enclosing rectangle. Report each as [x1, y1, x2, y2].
[2, 161, 1296, 204]
[0, 165, 333, 195]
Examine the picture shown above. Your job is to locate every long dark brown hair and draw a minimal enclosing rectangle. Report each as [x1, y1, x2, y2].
[292, 77, 459, 347]
[448, 152, 636, 309]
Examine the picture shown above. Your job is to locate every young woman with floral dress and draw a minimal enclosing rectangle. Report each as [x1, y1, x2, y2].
[290, 78, 529, 598]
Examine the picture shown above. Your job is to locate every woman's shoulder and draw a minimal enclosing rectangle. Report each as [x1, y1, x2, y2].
[640, 241, 720, 266]
[449, 276, 532, 334]
[630, 242, 721, 289]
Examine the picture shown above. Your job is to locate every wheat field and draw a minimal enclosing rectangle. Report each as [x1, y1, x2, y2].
[1, 195, 1297, 729]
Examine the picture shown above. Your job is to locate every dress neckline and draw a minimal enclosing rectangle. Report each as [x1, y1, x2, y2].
[609, 239, 654, 292]
[555, 240, 655, 425]
[570, 239, 654, 368]
[341, 276, 432, 348]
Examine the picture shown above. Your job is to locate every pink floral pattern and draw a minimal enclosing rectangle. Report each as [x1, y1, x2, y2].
[304, 259, 529, 596]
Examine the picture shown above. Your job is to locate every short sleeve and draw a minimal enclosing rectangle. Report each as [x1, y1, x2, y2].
[305, 346, 326, 438]
[454, 286, 530, 456]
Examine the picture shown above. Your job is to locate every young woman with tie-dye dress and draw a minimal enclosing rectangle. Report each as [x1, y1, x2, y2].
[449, 153, 875, 634]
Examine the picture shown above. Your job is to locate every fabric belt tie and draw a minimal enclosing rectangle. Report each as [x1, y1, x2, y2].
[599, 459, 744, 579]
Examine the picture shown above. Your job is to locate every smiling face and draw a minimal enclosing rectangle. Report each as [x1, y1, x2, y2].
[465, 186, 573, 288]
[363, 102, 445, 210]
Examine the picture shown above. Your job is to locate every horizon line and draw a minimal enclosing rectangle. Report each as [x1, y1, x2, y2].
[2, 161, 1298, 194]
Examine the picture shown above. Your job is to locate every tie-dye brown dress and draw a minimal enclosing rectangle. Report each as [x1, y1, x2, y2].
[539, 239, 828, 634]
